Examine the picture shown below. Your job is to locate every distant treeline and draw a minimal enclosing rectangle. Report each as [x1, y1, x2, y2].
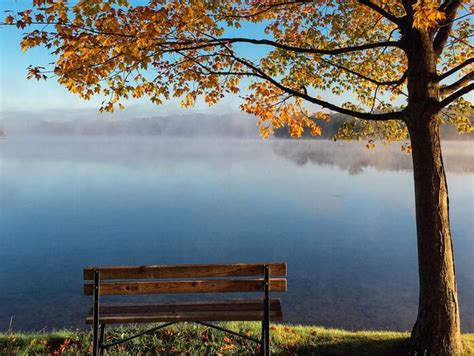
[274, 114, 474, 141]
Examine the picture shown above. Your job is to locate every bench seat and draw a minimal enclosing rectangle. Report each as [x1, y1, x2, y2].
[86, 299, 282, 324]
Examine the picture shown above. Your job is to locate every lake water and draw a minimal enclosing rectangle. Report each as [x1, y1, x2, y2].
[0, 137, 473, 332]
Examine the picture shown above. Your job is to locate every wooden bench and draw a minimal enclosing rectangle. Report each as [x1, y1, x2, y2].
[84, 263, 287, 355]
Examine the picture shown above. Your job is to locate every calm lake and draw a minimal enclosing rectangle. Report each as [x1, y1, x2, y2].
[0, 137, 473, 332]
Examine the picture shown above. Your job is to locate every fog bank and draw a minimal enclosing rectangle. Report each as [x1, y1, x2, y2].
[1, 136, 473, 174]
[0, 111, 260, 138]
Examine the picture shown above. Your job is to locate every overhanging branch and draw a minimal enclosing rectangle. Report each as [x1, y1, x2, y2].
[189, 37, 402, 56]
[3, 21, 402, 57]
[401, 0, 414, 15]
[223, 51, 406, 121]
[433, 0, 461, 57]
[437, 83, 474, 108]
[440, 71, 474, 96]
[437, 58, 474, 81]
[357, 0, 401, 25]
[214, 0, 311, 20]
[319, 57, 407, 87]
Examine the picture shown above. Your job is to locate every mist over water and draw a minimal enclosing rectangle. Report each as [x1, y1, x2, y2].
[0, 136, 473, 332]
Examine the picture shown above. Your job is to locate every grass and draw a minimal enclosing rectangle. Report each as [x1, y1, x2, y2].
[0, 323, 473, 355]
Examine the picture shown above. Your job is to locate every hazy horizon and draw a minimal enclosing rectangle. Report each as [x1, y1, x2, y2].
[1, 111, 473, 141]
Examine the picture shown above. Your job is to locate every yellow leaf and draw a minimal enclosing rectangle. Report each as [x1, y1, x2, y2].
[259, 126, 274, 139]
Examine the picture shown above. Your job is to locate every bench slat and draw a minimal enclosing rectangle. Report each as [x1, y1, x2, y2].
[84, 263, 287, 280]
[90, 299, 282, 314]
[84, 278, 287, 295]
[86, 310, 283, 324]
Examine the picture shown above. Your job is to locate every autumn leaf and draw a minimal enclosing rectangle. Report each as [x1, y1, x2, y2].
[366, 140, 376, 150]
[259, 126, 274, 139]
[4, 15, 14, 24]
[413, 0, 446, 30]
[220, 344, 235, 352]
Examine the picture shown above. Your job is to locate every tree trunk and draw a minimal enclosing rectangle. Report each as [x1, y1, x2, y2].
[408, 118, 462, 355]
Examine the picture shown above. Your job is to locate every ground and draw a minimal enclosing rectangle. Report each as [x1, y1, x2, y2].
[1, 322, 473, 355]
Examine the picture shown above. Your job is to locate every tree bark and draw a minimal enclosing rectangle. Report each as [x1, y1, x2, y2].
[408, 118, 462, 355]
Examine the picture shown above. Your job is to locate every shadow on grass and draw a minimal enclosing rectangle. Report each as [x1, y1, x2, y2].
[289, 337, 410, 356]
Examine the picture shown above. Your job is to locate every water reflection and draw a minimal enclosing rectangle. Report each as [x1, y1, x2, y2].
[273, 140, 474, 174]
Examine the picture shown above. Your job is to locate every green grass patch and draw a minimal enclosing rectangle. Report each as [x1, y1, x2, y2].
[0, 323, 473, 355]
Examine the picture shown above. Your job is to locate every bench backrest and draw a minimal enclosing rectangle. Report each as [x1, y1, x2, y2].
[83, 263, 287, 296]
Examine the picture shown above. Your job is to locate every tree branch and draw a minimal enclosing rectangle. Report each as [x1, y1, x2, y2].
[320, 57, 407, 86]
[223, 51, 406, 121]
[440, 71, 474, 96]
[206, 37, 402, 56]
[173, 34, 408, 122]
[437, 83, 474, 108]
[181, 33, 409, 122]
[439, 0, 457, 12]
[214, 0, 311, 20]
[437, 58, 474, 81]
[401, 0, 415, 16]
[357, 0, 401, 24]
[433, 0, 461, 57]
[4, 21, 402, 56]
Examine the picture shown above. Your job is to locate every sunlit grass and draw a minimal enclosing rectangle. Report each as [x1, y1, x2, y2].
[1, 323, 473, 355]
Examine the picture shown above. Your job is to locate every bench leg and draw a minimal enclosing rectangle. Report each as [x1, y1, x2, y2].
[92, 324, 98, 356]
[261, 320, 270, 356]
[92, 314, 100, 356]
[262, 264, 270, 356]
[92, 269, 100, 356]
[98, 324, 105, 356]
